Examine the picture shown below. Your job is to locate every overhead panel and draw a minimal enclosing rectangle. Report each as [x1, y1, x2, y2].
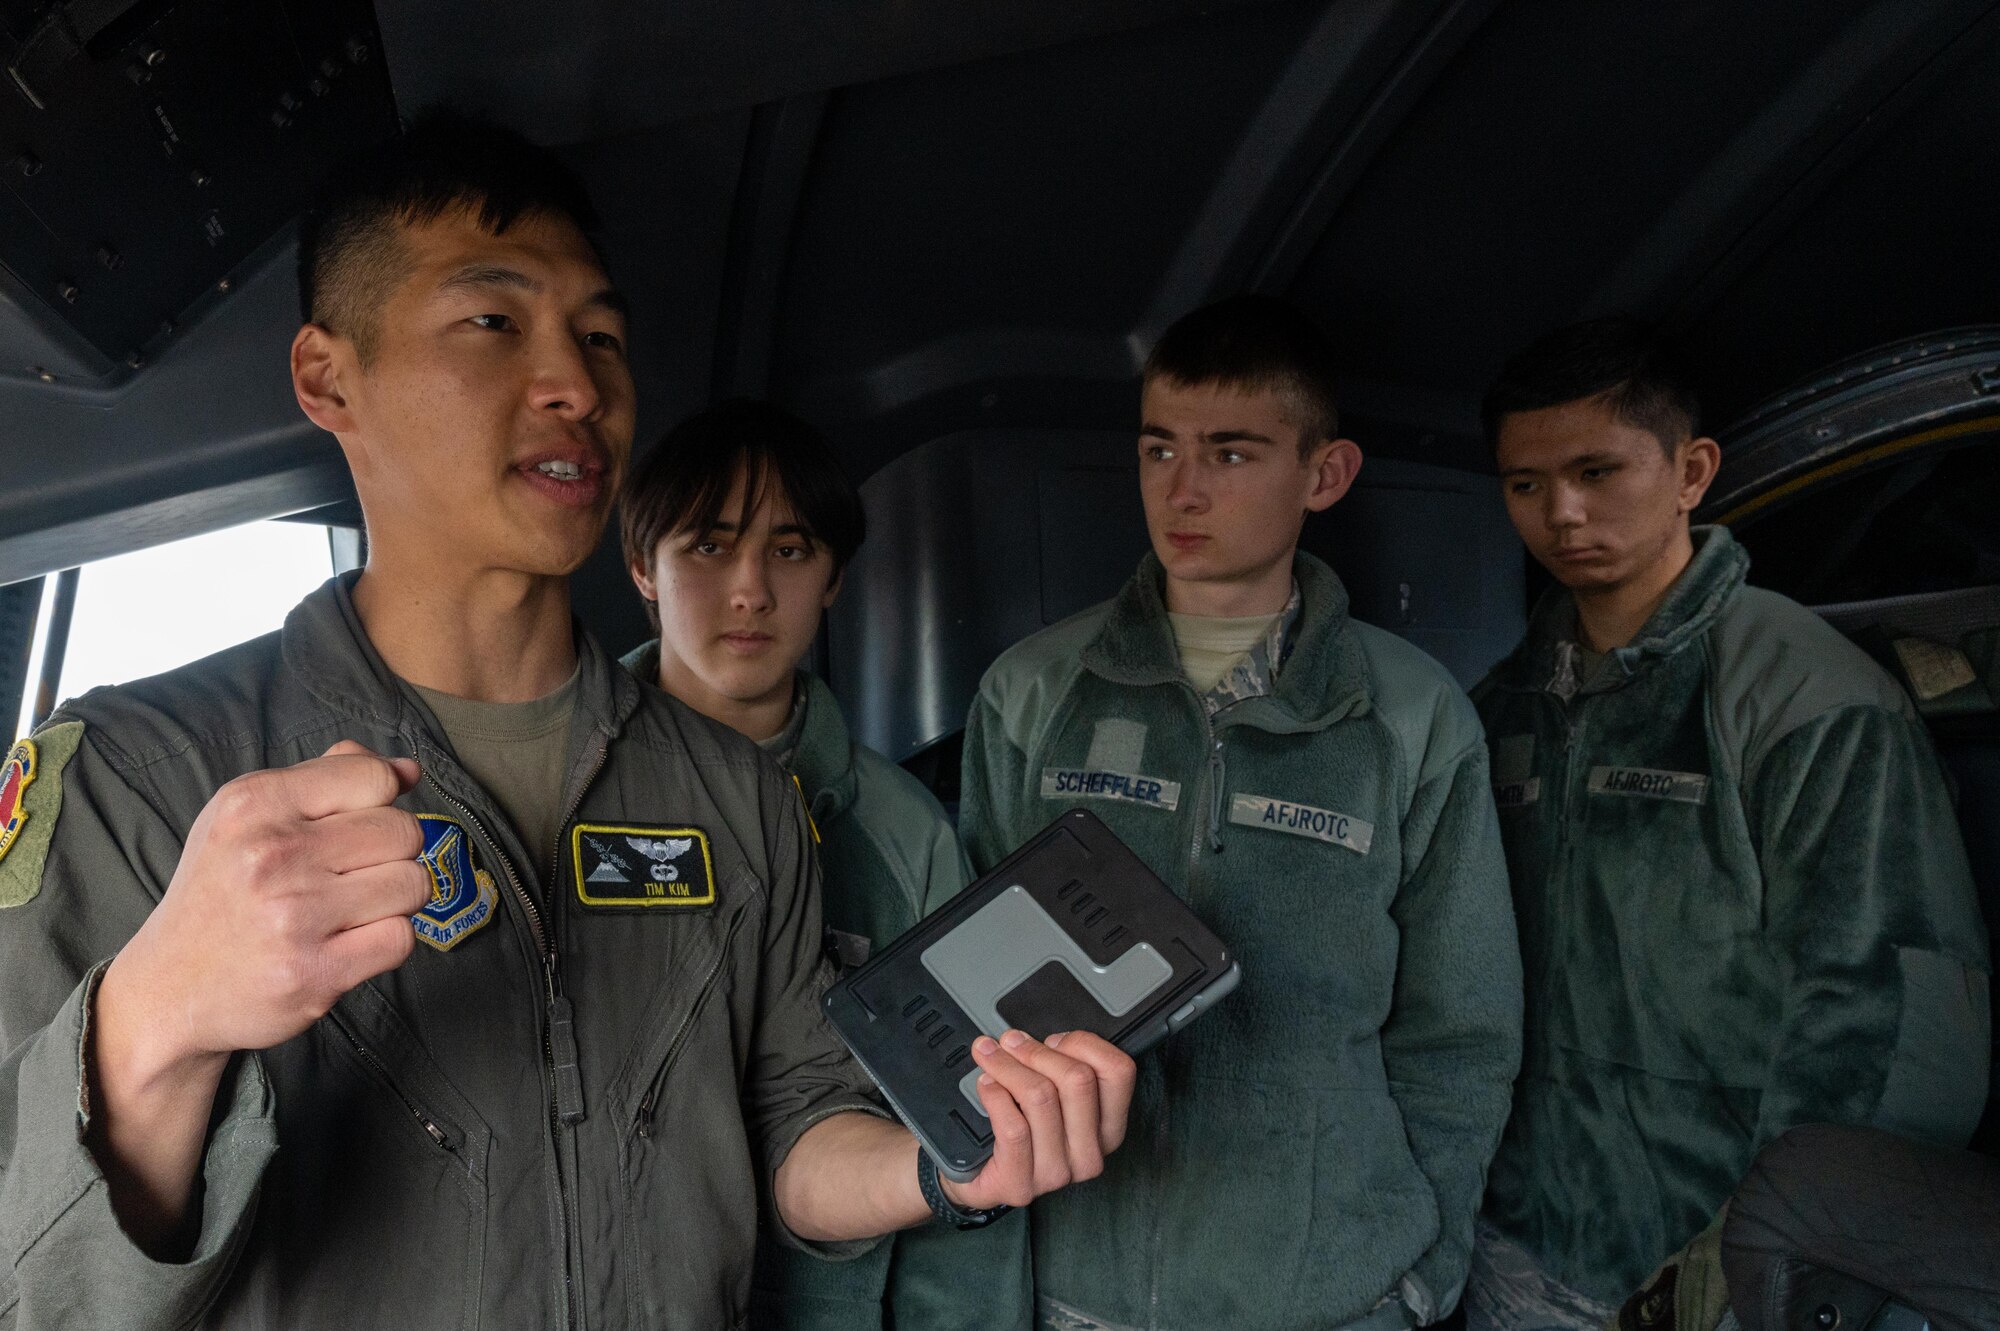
[0, 0, 397, 374]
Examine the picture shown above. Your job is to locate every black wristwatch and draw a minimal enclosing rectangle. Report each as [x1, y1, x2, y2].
[916, 1147, 1011, 1229]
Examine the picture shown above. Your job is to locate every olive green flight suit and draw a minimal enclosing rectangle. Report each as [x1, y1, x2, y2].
[0, 576, 885, 1329]
[621, 647, 1033, 1331]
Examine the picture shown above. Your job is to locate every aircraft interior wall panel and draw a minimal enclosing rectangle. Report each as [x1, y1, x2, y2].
[0, 0, 396, 370]
[828, 429, 1524, 764]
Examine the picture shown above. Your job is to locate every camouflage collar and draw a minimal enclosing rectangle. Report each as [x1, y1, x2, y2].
[1081, 551, 1370, 732]
[1200, 583, 1302, 716]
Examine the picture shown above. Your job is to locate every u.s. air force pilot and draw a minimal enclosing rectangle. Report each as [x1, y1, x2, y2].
[1465, 317, 1991, 1331]
[0, 115, 1134, 1328]
[959, 295, 1524, 1331]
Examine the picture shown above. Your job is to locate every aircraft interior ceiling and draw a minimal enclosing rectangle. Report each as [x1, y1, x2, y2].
[0, 0, 1997, 686]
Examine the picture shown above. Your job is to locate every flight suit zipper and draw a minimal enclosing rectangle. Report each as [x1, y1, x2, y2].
[635, 910, 744, 1138]
[545, 739, 611, 1325]
[427, 770, 589, 1330]
[331, 1015, 456, 1152]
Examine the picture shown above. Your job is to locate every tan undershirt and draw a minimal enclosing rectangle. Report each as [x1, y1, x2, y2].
[411, 664, 581, 866]
[1167, 609, 1283, 695]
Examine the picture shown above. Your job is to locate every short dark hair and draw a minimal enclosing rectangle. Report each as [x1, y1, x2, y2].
[297, 111, 601, 360]
[619, 400, 867, 632]
[1144, 294, 1340, 456]
[1481, 316, 1701, 454]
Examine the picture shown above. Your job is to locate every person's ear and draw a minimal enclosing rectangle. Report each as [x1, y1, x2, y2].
[292, 324, 357, 435]
[628, 553, 658, 603]
[821, 566, 844, 612]
[1304, 439, 1364, 514]
[1677, 437, 1721, 514]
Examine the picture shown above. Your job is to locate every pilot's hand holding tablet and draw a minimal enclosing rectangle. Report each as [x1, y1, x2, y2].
[935, 1026, 1135, 1211]
[826, 809, 1241, 1187]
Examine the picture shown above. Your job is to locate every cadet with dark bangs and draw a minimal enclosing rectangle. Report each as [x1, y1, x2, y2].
[620, 399, 1034, 1331]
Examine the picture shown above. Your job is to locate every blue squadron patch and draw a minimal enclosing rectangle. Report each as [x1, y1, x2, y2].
[412, 814, 499, 951]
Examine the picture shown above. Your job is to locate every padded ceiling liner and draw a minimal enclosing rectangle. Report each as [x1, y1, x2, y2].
[373, 0, 1289, 142]
[2, 0, 1999, 592]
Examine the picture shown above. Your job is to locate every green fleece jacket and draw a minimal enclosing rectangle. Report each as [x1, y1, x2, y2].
[1472, 525, 1992, 1303]
[959, 552, 1523, 1331]
[620, 648, 1032, 1331]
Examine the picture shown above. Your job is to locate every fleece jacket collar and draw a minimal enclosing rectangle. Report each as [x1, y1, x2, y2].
[787, 671, 861, 826]
[1490, 524, 1750, 698]
[1079, 550, 1372, 734]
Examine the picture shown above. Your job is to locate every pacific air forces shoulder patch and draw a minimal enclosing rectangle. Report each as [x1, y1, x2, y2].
[413, 814, 499, 951]
[0, 722, 84, 909]
[573, 823, 715, 909]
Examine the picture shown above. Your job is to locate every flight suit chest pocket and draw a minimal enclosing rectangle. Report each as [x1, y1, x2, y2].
[609, 885, 751, 1142]
[255, 989, 490, 1328]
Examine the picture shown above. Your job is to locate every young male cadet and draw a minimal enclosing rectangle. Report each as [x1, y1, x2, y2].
[619, 398, 1032, 1331]
[0, 117, 1134, 1329]
[959, 295, 1524, 1331]
[1467, 317, 1991, 1331]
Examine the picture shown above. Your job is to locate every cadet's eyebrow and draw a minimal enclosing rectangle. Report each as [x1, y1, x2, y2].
[1206, 429, 1275, 445]
[1139, 423, 1175, 440]
[588, 287, 630, 319]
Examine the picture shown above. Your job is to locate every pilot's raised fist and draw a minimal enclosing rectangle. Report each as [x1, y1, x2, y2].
[108, 739, 431, 1062]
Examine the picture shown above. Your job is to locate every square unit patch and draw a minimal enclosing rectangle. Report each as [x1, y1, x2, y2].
[573, 823, 716, 909]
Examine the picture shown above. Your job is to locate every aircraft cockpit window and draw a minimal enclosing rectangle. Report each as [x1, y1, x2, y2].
[6, 518, 341, 741]
[1727, 433, 2000, 605]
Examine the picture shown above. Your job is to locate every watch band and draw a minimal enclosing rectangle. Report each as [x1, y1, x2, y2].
[916, 1146, 1011, 1229]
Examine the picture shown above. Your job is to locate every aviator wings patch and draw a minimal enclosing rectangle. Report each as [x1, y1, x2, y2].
[573, 823, 715, 909]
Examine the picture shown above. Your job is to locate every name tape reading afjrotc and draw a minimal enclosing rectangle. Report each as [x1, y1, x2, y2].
[1587, 766, 1709, 805]
[1040, 768, 1181, 811]
[1492, 777, 1541, 809]
[1228, 794, 1374, 855]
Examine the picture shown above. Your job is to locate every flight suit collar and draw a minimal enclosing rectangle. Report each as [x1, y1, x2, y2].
[1496, 524, 1750, 697]
[1080, 550, 1372, 731]
[283, 571, 641, 766]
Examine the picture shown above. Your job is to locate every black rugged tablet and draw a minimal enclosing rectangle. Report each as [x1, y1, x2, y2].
[823, 808, 1241, 1182]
